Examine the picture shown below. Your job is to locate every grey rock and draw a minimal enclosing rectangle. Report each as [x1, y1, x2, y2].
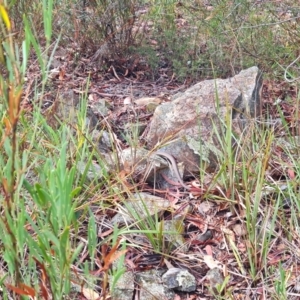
[162, 268, 196, 292]
[162, 219, 188, 253]
[118, 147, 173, 187]
[43, 90, 79, 128]
[91, 98, 112, 117]
[124, 122, 147, 138]
[91, 129, 115, 152]
[134, 96, 163, 113]
[43, 90, 101, 132]
[119, 148, 150, 177]
[86, 106, 100, 130]
[206, 268, 225, 292]
[110, 271, 135, 300]
[196, 230, 213, 242]
[146, 67, 263, 173]
[119, 147, 189, 190]
[76, 132, 115, 182]
[111, 192, 170, 225]
[77, 161, 106, 181]
[136, 269, 175, 300]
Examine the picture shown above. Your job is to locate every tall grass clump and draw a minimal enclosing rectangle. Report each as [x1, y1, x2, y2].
[0, 2, 87, 298]
[58, 0, 138, 63]
[0, 2, 133, 298]
[132, 0, 300, 81]
[205, 97, 300, 297]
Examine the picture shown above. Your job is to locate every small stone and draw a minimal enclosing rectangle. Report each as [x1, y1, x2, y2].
[232, 223, 247, 237]
[110, 271, 135, 300]
[162, 268, 196, 292]
[134, 97, 162, 106]
[111, 192, 170, 225]
[198, 201, 215, 216]
[124, 122, 147, 137]
[77, 161, 106, 181]
[206, 268, 224, 290]
[92, 98, 112, 116]
[136, 269, 175, 300]
[162, 219, 188, 253]
[196, 230, 213, 242]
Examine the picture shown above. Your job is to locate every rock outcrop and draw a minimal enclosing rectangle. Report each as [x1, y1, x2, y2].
[146, 66, 263, 173]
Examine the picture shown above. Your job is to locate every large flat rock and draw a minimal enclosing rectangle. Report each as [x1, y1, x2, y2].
[146, 67, 263, 173]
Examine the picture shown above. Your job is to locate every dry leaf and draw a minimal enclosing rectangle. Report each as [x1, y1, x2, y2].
[203, 255, 221, 269]
[134, 97, 162, 106]
[92, 239, 128, 275]
[88, 94, 95, 101]
[232, 223, 247, 237]
[287, 167, 295, 179]
[58, 68, 65, 80]
[123, 96, 132, 105]
[6, 283, 36, 297]
[164, 258, 174, 269]
[82, 287, 100, 300]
